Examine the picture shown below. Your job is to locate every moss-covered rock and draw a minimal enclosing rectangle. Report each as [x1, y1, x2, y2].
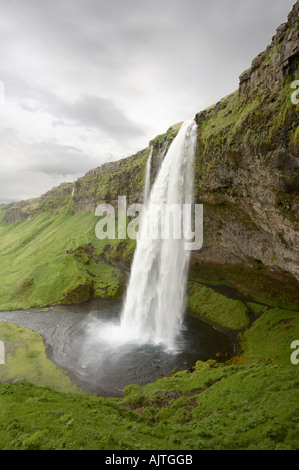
[187, 282, 250, 331]
[61, 282, 93, 305]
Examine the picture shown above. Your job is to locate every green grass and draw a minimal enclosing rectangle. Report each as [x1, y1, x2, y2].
[199, 91, 261, 146]
[0, 208, 123, 310]
[121, 362, 298, 450]
[239, 308, 299, 365]
[0, 381, 175, 450]
[0, 363, 297, 450]
[187, 282, 250, 330]
[0, 322, 77, 393]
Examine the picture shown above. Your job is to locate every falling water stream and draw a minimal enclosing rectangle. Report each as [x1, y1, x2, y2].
[121, 119, 198, 348]
[0, 119, 235, 396]
[143, 145, 153, 206]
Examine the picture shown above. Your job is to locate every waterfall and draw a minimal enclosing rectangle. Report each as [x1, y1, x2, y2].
[121, 119, 198, 349]
[158, 138, 168, 166]
[144, 140, 168, 206]
[143, 146, 153, 206]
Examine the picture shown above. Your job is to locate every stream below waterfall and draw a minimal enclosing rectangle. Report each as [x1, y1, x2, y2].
[0, 298, 235, 397]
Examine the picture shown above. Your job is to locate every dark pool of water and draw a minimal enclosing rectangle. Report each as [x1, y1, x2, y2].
[0, 299, 235, 397]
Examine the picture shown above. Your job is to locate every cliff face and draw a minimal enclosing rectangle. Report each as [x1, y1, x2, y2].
[192, 1, 299, 280]
[239, 2, 299, 95]
[1, 2, 298, 292]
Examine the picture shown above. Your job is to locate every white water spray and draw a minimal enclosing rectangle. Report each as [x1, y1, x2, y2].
[121, 119, 198, 349]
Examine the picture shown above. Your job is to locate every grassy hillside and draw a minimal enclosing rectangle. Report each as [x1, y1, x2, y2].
[0, 313, 298, 450]
[0, 205, 127, 310]
[0, 322, 77, 393]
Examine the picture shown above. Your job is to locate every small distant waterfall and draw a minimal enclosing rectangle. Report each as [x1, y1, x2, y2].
[121, 119, 198, 349]
[143, 140, 168, 206]
[143, 146, 153, 206]
[158, 138, 168, 166]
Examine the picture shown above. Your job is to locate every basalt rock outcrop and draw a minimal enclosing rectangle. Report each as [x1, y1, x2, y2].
[239, 2, 299, 95]
[192, 1, 299, 280]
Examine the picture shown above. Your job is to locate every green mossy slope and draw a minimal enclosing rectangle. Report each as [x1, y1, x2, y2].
[0, 207, 123, 310]
[0, 322, 77, 393]
[239, 308, 299, 365]
[187, 282, 250, 331]
[0, 363, 297, 450]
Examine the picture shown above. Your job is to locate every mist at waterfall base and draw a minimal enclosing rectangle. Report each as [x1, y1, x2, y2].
[72, 119, 217, 395]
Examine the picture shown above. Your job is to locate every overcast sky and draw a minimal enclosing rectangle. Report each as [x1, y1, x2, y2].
[0, 0, 295, 203]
